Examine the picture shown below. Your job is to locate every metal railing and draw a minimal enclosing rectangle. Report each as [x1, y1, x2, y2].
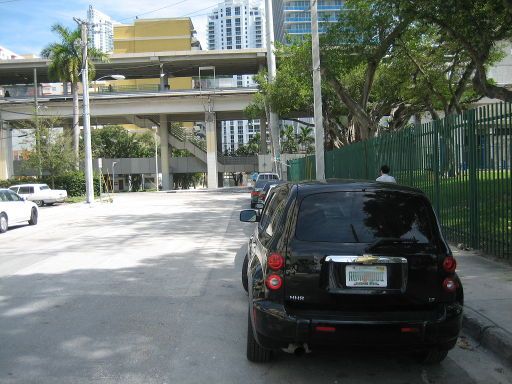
[288, 103, 512, 259]
[167, 124, 207, 152]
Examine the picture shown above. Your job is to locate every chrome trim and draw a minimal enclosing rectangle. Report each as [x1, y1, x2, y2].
[325, 255, 408, 264]
[325, 255, 408, 293]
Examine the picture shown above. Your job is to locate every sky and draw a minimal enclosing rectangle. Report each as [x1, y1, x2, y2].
[0, 0, 224, 55]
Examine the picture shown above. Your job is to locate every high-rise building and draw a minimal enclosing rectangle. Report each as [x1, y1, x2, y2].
[87, 5, 115, 53]
[0, 46, 22, 60]
[207, 0, 266, 154]
[273, 0, 344, 44]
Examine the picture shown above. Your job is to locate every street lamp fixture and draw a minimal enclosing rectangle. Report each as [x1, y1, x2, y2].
[112, 161, 118, 193]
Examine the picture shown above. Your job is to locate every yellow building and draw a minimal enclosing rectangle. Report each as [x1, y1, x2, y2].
[113, 18, 201, 90]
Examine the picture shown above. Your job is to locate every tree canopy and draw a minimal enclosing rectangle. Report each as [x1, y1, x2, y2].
[248, 0, 510, 148]
[90, 125, 157, 159]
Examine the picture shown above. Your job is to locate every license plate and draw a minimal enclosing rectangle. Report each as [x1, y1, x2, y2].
[346, 265, 387, 287]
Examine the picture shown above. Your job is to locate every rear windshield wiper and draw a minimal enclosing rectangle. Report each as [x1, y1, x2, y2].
[365, 237, 419, 252]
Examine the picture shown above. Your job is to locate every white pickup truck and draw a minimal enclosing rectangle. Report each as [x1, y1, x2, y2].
[9, 184, 68, 206]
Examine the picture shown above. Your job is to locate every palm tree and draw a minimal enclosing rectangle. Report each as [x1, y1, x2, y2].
[297, 126, 314, 153]
[280, 125, 298, 154]
[41, 23, 107, 169]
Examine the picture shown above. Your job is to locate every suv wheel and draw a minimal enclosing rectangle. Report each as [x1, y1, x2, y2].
[34, 200, 43, 207]
[417, 348, 449, 364]
[28, 208, 38, 225]
[242, 254, 249, 292]
[247, 310, 272, 363]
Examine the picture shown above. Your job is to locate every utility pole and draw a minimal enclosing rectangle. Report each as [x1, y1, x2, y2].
[76, 18, 95, 204]
[33, 68, 42, 178]
[311, 0, 325, 180]
[265, 0, 282, 177]
[154, 127, 159, 192]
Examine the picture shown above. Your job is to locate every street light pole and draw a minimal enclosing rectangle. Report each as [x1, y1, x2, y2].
[76, 18, 95, 204]
[153, 127, 159, 192]
[311, 0, 325, 180]
[33, 68, 42, 178]
[112, 161, 117, 193]
[265, 0, 282, 178]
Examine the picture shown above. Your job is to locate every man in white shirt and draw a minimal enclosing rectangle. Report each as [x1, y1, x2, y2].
[376, 165, 397, 183]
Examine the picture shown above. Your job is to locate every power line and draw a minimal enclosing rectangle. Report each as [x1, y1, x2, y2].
[182, 4, 218, 17]
[117, 0, 190, 22]
[0, 0, 22, 4]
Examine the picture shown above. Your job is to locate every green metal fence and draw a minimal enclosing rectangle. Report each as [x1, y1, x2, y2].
[288, 103, 512, 259]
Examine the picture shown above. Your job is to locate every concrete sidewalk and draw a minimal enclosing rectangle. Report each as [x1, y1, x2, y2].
[453, 246, 512, 367]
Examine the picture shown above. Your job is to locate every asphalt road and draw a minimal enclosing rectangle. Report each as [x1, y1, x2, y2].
[0, 191, 511, 384]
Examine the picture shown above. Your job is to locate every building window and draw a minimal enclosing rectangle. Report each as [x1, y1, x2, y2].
[226, 7, 231, 16]
[235, 7, 240, 15]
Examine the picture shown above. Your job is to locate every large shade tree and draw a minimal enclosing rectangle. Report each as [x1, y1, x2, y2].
[41, 23, 107, 168]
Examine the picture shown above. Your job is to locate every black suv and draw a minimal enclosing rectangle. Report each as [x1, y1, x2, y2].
[240, 180, 463, 364]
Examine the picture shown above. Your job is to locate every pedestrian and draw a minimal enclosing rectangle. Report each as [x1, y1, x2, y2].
[376, 165, 397, 183]
[4, 90, 10, 97]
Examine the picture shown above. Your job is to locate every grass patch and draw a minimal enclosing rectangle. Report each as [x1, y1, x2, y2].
[64, 196, 86, 204]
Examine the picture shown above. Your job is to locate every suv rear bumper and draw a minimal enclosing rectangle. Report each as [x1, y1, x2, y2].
[251, 300, 463, 351]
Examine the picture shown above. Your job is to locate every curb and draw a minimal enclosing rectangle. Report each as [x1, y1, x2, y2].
[463, 307, 512, 367]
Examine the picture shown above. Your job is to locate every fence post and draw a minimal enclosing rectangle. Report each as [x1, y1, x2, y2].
[432, 120, 441, 219]
[467, 108, 479, 249]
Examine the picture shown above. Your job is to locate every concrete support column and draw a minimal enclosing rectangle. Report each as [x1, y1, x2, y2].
[259, 115, 268, 155]
[0, 120, 13, 180]
[205, 112, 218, 189]
[159, 114, 171, 190]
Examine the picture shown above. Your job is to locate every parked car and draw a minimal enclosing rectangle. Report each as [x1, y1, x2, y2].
[250, 179, 272, 208]
[9, 184, 67, 207]
[250, 173, 280, 208]
[0, 188, 38, 233]
[255, 173, 279, 184]
[258, 180, 286, 205]
[240, 180, 463, 364]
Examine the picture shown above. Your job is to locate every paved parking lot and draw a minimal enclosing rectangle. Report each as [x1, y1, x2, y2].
[0, 191, 511, 383]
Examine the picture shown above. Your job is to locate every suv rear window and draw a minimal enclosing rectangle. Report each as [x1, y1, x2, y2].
[295, 191, 436, 244]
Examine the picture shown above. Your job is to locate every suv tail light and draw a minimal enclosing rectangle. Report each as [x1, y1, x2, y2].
[268, 253, 284, 270]
[442, 277, 457, 293]
[442, 256, 457, 273]
[251, 191, 260, 197]
[265, 274, 283, 290]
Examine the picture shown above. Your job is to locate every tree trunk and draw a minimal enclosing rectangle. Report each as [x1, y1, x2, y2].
[324, 71, 375, 140]
[71, 82, 80, 170]
[472, 63, 512, 102]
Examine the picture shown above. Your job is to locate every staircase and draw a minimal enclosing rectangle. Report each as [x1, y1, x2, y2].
[132, 115, 257, 172]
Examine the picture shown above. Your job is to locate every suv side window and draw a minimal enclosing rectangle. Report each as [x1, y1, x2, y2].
[19, 186, 31, 194]
[259, 187, 288, 243]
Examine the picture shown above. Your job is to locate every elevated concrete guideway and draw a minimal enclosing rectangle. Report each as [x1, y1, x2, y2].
[0, 88, 259, 122]
[0, 49, 267, 84]
[0, 88, 260, 188]
[0, 48, 268, 188]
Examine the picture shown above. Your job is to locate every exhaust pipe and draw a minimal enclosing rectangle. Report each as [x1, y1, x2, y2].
[282, 343, 311, 356]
